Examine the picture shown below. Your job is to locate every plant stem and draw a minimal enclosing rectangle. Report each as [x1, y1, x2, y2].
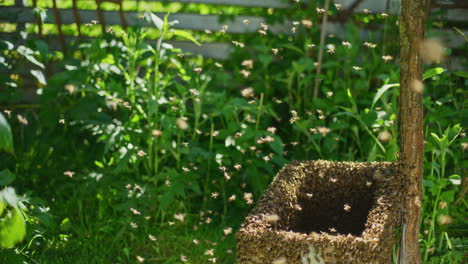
[255, 93, 264, 132]
[203, 121, 215, 209]
[313, 0, 330, 98]
[192, 77, 201, 140]
[176, 130, 181, 169]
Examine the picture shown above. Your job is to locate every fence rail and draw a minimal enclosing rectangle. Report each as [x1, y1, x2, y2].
[1, 0, 467, 60]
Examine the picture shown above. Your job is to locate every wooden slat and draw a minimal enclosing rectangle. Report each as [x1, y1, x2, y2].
[335, 0, 468, 21]
[0, 7, 397, 36]
[428, 28, 468, 48]
[0, 7, 290, 33]
[2, 7, 468, 42]
[2, 5, 467, 35]
[143, 0, 289, 8]
[335, 0, 401, 14]
[147, 0, 398, 13]
[31, 0, 397, 11]
[16, 0, 464, 13]
[1, 4, 467, 34]
[1, 7, 466, 51]
[169, 40, 230, 59]
[0, 32, 231, 59]
[1, 23, 466, 61]
[431, 8, 468, 22]
[2, 0, 467, 17]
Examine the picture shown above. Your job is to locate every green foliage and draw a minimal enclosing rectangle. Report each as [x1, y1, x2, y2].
[0, 113, 13, 153]
[421, 124, 465, 263]
[0, 113, 29, 250]
[0, 187, 26, 248]
[0, 1, 466, 263]
[424, 67, 445, 80]
[0, 169, 16, 186]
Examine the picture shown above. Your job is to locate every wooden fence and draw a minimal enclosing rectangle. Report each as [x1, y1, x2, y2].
[1, 0, 467, 60]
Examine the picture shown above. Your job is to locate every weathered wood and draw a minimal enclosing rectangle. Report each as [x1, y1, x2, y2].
[72, 0, 82, 39]
[398, 0, 430, 263]
[14, 0, 26, 7]
[0, 7, 289, 34]
[0, 32, 231, 59]
[73, 0, 386, 9]
[143, 0, 289, 8]
[13, 0, 26, 32]
[1, 7, 467, 40]
[52, 0, 66, 52]
[68, 0, 397, 12]
[15, 0, 462, 17]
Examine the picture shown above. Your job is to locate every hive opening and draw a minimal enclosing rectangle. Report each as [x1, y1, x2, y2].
[238, 161, 401, 264]
[287, 166, 377, 237]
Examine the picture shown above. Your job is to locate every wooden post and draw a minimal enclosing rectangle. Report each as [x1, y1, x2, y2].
[96, 0, 127, 34]
[14, 0, 27, 32]
[72, 0, 83, 40]
[398, 0, 431, 263]
[31, 0, 43, 38]
[52, 0, 66, 53]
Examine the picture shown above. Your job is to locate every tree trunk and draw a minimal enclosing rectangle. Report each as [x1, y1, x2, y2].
[398, 0, 431, 263]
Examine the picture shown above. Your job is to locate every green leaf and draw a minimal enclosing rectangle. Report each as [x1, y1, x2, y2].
[371, 83, 399, 109]
[423, 67, 444, 80]
[448, 174, 461, 185]
[16, 46, 44, 69]
[0, 113, 13, 153]
[430, 133, 441, 142]
[146, 12, 163, 30]
[362, 110, 377, 126]
[30, 69, 46, 85]
[60, 217, 72, 232]
[0, 170, 15, 186]
[160, 189, 175, 210]
[281, 44, 304, 55]
[269, 135, 284, 156]
[346, 88, 357, 113]
[453, 27, 468, 42]
[440, 190, 456, 203]
[0, 40, 14, 51]
[0, 206, 26, 248]
[94, 160, 104, 168]
[337, 106, 354, 115]
[447, 124, 461, 143]
[0, 187, 26, 248]
[423, 179, 434, 187]
[453, 71, 468, 78]
[172, 30, 201, 46]
[122, 247, 130, 258]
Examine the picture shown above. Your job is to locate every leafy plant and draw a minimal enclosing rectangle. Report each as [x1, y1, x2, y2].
[421, 124, 464, 263]
[0, 113, 26, 249]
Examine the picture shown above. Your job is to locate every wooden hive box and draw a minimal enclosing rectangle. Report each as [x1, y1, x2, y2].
[237, 160, 404, 264]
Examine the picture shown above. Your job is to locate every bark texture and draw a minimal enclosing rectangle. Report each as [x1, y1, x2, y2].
[398, 0, 430, 263]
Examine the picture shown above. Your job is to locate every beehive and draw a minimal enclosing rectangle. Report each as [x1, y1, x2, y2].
[237, 160, 404, 264]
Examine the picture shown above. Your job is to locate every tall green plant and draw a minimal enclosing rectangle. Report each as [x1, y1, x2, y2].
[0, 113, 27, 248]
[421, 124, 464, 263]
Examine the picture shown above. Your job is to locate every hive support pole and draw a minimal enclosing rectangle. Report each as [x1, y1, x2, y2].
[398, 0, 431, 263]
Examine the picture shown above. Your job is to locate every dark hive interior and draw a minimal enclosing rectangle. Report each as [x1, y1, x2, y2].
[238, 161, 402, 264]
[287, 163, 376, 236]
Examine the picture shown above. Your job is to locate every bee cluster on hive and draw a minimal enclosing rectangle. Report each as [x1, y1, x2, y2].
[236, 160, 404, 264]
